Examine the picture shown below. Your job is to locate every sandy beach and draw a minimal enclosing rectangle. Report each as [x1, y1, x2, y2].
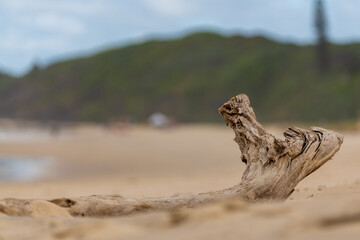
[0, 124, 359, 239]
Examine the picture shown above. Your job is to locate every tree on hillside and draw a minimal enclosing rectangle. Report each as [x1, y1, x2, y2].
[314, 0, 330, 72]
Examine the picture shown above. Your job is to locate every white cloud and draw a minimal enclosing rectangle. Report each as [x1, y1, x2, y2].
[0, 0, 107, 15]
[144, 0, 196, 17]
[0, 31, 68, 51]
[31, 13, 86, 35]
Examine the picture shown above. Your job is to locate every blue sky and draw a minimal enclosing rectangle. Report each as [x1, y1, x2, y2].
[1, 0, 360, 76]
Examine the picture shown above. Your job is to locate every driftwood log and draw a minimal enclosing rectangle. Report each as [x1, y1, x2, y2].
[0, 94, 343, 217]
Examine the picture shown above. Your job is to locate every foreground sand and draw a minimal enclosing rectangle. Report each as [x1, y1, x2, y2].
[0, 124, 359, 239]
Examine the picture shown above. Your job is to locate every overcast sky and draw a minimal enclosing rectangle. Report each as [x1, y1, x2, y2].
[1, 0, 360, 76]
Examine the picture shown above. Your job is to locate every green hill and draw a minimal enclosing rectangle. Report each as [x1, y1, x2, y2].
[0, 32, 359, 123]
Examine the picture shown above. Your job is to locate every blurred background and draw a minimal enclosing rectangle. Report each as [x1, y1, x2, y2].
[0, 0, 360, 124]
[0, 0, 359, 187]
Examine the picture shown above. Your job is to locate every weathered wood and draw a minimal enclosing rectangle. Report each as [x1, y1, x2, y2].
[218, 94, 343, 200]
[0, 94, 343, 217]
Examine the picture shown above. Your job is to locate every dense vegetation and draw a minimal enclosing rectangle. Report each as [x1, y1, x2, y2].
[0, 32, 359, 123]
